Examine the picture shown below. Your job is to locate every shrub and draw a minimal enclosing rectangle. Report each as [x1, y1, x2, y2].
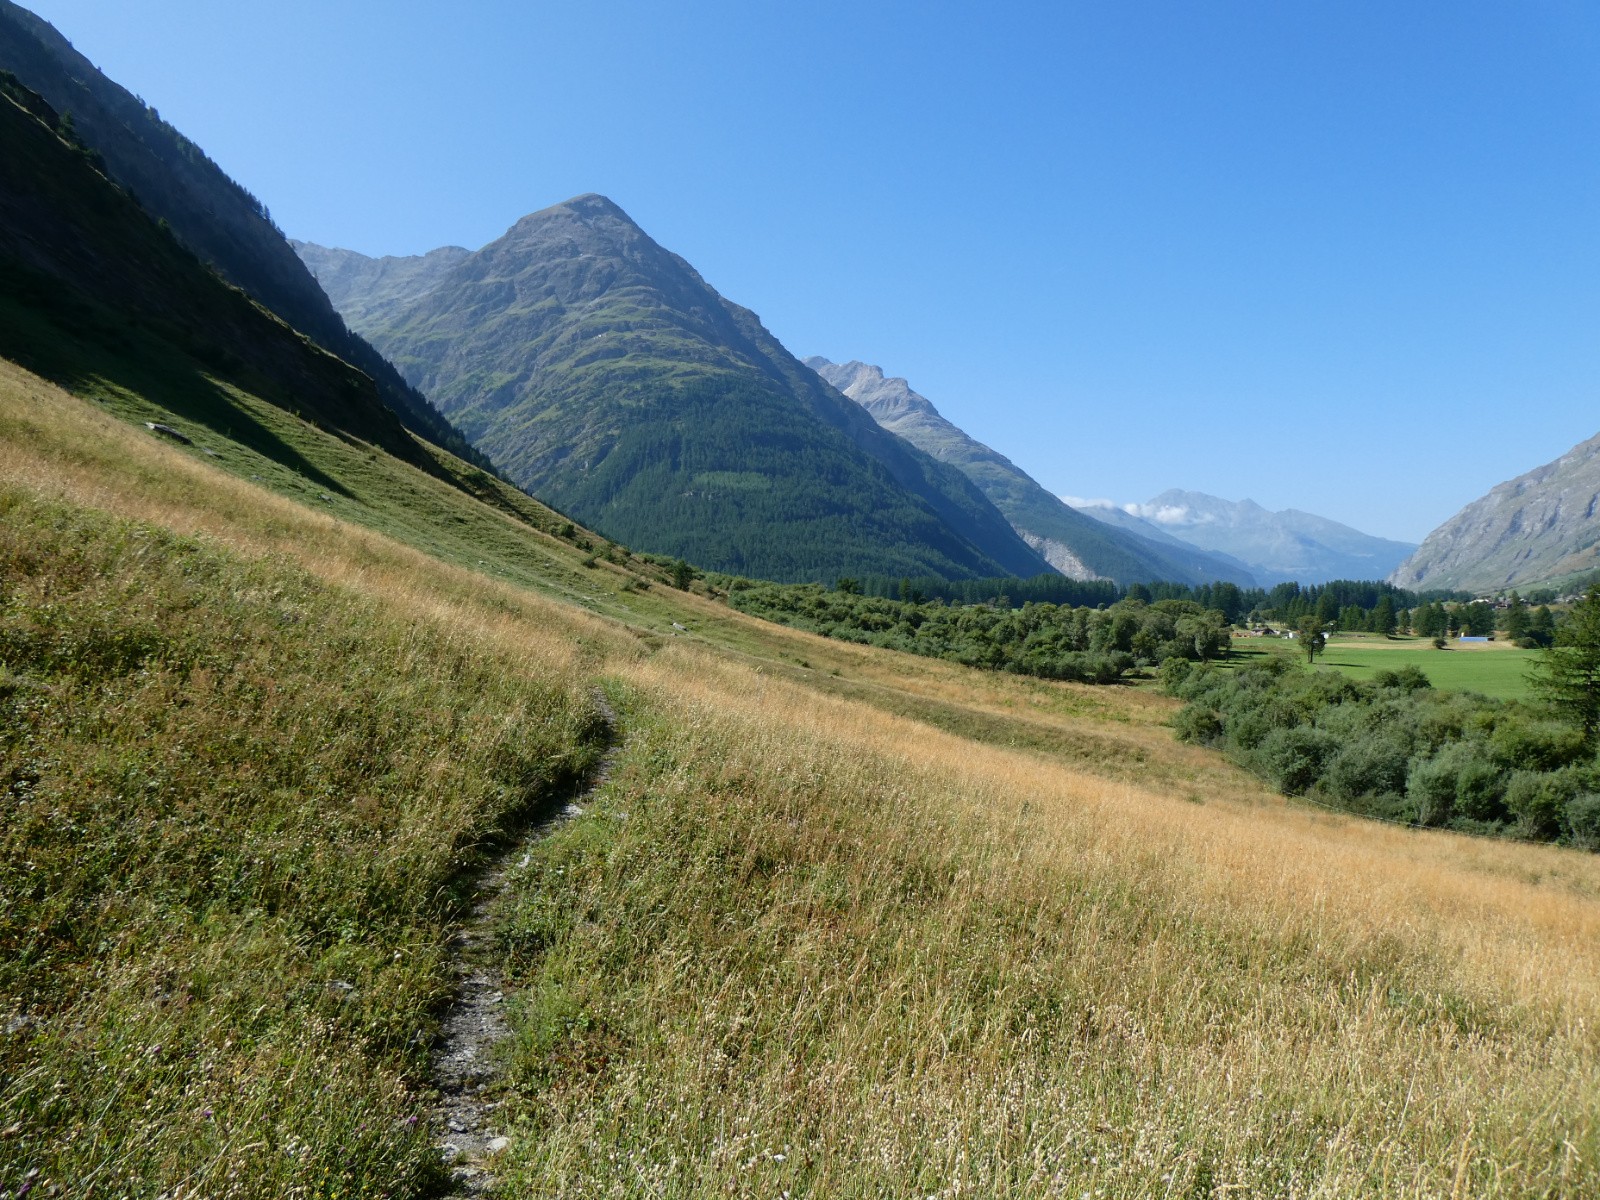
[1407, 752, 1459, 827]
[1256, 725, 1335, 795]
[1564, 793, 1600, 850]
[1321, 735, 1409, 803]
[1503, 770, 1575, 839]
[1489, 718, 1588, 773]
[1454, 758, 1507, 822]
[1172, 704, 1223, 745]
[1372, 665, 1431, 692]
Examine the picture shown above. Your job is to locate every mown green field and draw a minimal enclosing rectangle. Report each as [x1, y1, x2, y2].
[1231, 635, 1538, 700]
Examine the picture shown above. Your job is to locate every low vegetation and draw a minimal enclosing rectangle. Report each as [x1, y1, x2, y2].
[1167, 653, 1600, 847]
[0, 489, 608, 1194]
[4, 362, 1600, 1196]
[724, 579, 1230, 682]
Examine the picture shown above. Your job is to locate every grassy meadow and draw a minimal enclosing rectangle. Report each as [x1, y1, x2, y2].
[1231, 632, 1539, 701]
[4, 357, 1600, 1197]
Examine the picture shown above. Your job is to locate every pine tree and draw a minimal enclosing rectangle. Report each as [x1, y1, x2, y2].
[1504, 593, 1529, 644]
[1372, 595, 1397, 637]
[1531, 585, 1600, 742]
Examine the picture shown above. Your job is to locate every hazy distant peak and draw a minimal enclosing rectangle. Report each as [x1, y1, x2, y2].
[1067, 489, 1415, 585]
[814, 357, 1257, 587]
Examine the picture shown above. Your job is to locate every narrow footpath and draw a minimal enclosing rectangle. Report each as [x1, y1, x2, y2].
[428, 691, 619, 1193]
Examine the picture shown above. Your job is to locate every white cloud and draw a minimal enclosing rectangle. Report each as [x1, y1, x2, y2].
[1126, 503, 1202, 526]
[1061, 496, 1208, 527]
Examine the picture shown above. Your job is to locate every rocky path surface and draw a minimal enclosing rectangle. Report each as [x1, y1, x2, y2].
[429, 692, 618, 1193]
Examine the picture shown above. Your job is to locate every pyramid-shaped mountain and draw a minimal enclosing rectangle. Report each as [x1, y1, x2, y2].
[297, 196, 1052, 582]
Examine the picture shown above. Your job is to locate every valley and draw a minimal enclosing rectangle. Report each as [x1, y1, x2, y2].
[4, 5, 1600, 1195]
[5, 349, 1600, 1196]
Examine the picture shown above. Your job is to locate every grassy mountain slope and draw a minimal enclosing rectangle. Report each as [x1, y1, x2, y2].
[1392, 431, 1600, 592]
[809, 357, 1256, 587]
[0, 0, 486, 467]
[296, 196, 1053, 583]
[6, 351, 1600, 1196]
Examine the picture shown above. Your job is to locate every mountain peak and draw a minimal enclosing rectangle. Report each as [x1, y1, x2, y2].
[511, 192, 636, 233]
[557, 192, 630, 219]
[1081, 490, 1414, 585]
[1391, 429, 1600, 591]
[302, 214, 1052, 582]
[804, 358, 941, 424]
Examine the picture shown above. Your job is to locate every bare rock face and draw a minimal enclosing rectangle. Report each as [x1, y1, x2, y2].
[1391, 432, 1600, 592]
[1017, 532, 1100, 581]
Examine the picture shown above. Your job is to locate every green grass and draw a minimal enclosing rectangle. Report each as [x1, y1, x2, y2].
[0, 490, 608, 1195]
[8, 360, 1600, 1197]
[1229, 635, 1539, 701]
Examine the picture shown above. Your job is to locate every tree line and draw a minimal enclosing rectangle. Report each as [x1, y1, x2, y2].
[722, 580, 1230, 683]
[843, 573, 1466, 626]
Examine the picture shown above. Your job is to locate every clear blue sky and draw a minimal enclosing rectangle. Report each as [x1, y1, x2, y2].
[25, 0, 1600, 541]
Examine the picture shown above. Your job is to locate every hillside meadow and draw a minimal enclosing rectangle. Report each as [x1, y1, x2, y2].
[3, 358, 1600, 1196]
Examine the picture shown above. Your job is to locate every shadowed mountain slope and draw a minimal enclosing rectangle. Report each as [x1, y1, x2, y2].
[0, 73, 442, 480]
[0, 0, 486, 467]
[807, 357, 1254, 587]
[296, 196, 1052, 583]
[1391, 431, 1600, 592]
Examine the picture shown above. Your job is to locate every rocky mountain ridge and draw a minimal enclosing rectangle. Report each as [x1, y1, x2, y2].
[1390, 431, 1600, 592]
[806, 358, 1255, 587]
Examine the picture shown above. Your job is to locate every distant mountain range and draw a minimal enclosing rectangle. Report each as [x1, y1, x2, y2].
[805, 359, 1253, 587]
[297, 197, 1055, 583]
[1391, 431, 1600, 593]
[1071, 491, 1416, 586]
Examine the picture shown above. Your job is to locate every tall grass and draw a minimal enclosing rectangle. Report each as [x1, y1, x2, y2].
[5, 360, 1600, 1196]
[492, 649, 1600, 1197]
[0, 490, 607, 1195]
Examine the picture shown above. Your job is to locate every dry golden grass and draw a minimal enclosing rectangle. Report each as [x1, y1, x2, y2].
[5, 359, 1600, 1195]
[497, 647, 1600, 1195]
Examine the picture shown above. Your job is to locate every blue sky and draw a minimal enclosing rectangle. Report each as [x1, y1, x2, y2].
[25, 1, 1600, 541]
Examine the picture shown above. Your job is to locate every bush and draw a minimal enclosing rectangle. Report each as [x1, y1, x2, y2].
[1372, 665, 1431, 692]
[1256, 725, 1336, 795]
[1503, 770, 1575, 839]
[1564, 793, 1600, 850]
[1407, 752, 1459, 827]
[1321, 735, 1409, 804]
[1453, 758, 1507, 822]
[1489, 718, 1589, 772]
[1172, 704, 1223, 745]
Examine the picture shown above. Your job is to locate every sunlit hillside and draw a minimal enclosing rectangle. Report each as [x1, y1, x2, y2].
[3, 357, 1599, 1197]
